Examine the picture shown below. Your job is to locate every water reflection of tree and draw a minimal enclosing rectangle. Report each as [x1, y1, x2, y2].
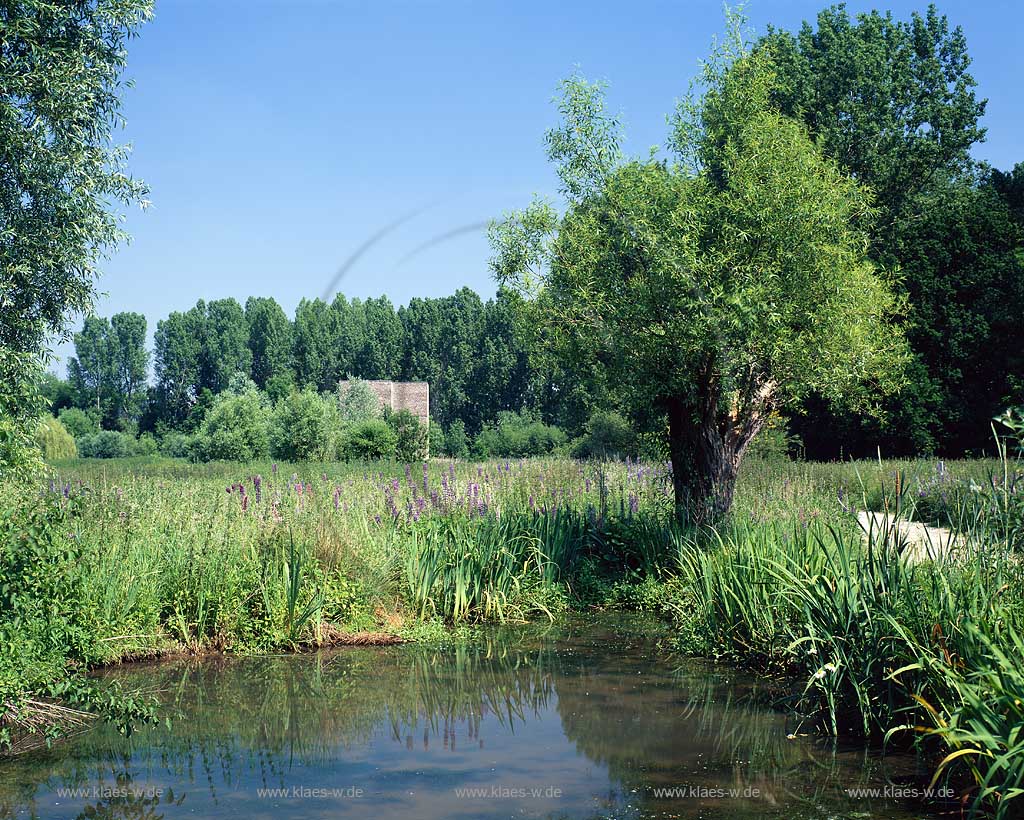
[0, 621, 924, 820]
[0, 639, 560, 818]
[553, 652, 929, 814]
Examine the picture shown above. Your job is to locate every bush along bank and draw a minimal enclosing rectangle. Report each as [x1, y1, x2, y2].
[0, 496, 159, 753]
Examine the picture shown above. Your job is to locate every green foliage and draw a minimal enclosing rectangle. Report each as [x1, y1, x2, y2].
[924, 623, 1024, 820]
[404, 513, 578, 622]
[0, 354, 46, 480]
[445, 419, 470, 459]
[757, 5, 1021, 458]
[158, 431, 194, 459]
[35, 417, 77, 460]
[572, 410, 636, 459]
[746, 411, 798, 461]
[202, 299, 252, 394]
[490, 12, 906, 518]
[58, 407, 100, 439]
[135, 432, 158, 457]
[357, 297, 403, 379]
[68, 316, 115, 420]
[0, 0, 152, 477]
[269, 387, 342, 461]
[37, 372, 75, 414]
[387, 408, 427, 462]
[474, 410, 565, 458]
[245, 297, 292, 390]
[65, 313, 149, 432]
[192, 390, 269, 462]
[427, 421, 445, 457]
[337, 377, 381, 423]
[996, 407, 1024, 453]
[293, 298, 340, 390]
[761, 4, 986, 227]
[264, 372, 296, 403]
[0, 495, 158, 748]
[224, 371, 258, 396]
[343, 419, 397, 460]
[78, 430, 137, 459]
[153, 305, 205, 425]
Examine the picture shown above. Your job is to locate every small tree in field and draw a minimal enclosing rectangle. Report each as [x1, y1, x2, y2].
[490, 16, 907, 521]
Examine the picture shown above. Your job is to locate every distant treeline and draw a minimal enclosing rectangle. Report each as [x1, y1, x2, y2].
[41, 288, 577, 455]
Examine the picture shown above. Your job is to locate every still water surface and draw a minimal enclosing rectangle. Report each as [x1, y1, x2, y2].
[1, 617, 940, 819]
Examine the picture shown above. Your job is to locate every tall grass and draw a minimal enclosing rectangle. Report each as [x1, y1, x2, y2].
[8, 447, 1024, 816]
[668, 446, 1024, 817]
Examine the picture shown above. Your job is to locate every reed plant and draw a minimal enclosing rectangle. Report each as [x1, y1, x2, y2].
[668, 446, 1024, 817]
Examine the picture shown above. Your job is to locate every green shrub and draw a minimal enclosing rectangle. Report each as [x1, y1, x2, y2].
[0, 495, 157, 747]
[57, 407, 99, 439]
[265, 372, 295, 403]
[445, 419, 469, 459]
[192, 390, 269, 462]
[270, 387, 342, 461]
[338, 377, 381, 422]
[135, 432, 159, 456]
[427, 422, 445, 457]
[77, 430, 134, 458]
[387, 408, 427, 461]
[572, 410, 635, 459]
[474, 410, 565, 458]
[159, 431, 194, 458]
[747, 411, 800, 461]
[342, 418, 397, 460]
[35, 416, 77, 459]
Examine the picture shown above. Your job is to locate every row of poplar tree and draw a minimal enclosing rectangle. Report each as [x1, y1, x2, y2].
[47, 288, 542, 441]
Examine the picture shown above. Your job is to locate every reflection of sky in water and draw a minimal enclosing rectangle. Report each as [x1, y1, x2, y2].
[0, 617, 940, 820]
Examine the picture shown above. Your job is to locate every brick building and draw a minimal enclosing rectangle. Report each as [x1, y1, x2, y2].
[339, 379, 430, 428]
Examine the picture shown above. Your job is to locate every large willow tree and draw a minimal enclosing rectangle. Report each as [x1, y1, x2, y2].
[0, 0, 151, 474]
[490, 17, 907, 521]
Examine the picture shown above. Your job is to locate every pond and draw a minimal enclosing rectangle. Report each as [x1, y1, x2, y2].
[1, 617, 942, 819]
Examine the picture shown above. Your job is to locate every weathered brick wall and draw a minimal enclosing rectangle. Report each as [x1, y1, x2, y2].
[340, 380, 429, 428]
[392, 382, 429, 426]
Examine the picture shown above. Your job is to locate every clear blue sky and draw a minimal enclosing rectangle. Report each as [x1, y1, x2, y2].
[57, 0, 1024, 371]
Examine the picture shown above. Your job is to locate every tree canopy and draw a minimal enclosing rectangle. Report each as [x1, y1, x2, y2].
[0, 0, 151, 473]
[490, 15, 907, 517]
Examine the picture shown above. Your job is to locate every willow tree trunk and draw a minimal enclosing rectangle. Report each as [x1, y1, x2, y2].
[666, 395, 766, 524]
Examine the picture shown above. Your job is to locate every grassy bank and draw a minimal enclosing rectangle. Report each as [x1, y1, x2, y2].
[0, 456, 678, 751]
[665, 452, 1024, 818]
[1, 452, 1022, 815]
